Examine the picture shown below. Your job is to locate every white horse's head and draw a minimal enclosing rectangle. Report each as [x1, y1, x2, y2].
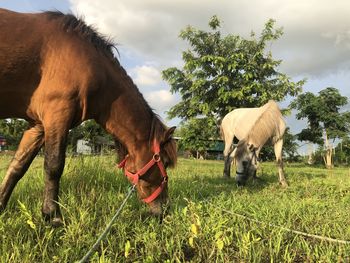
[233, 140, 259, 186]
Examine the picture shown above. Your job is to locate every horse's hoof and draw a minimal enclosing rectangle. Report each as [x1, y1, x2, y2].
[51, 217, 64, 227]
[280, 181, 288, 188]
[43, 212, 64, 227]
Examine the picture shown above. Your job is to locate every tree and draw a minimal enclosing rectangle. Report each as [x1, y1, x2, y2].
[290, 87, 350, 168]
[176, 118, 218, 159]
[332, 135, 350, 165]
[0, 119, 28, 149]
[282, 128, 301, 161]
[162, 16, 304, 121]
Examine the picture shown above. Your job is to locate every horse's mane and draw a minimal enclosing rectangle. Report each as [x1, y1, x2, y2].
[44, 11, 118, 62]
[45, 11, 153, 112]
[149, 115, 177, 168]
[246, 100, 283, 147]
[116, 115, 177, 168]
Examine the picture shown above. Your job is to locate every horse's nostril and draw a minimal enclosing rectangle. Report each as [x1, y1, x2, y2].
[236, 175, 247, 186]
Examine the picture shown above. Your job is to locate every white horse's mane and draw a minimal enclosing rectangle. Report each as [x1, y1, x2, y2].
[245, 100, 284, 147]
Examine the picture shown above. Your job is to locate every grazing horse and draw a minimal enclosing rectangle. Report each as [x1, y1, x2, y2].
[0, 9, 177, 226]
[220, 100, 287, 187]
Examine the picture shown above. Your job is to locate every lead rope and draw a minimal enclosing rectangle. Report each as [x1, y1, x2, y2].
[220, 208, 350, 245]
[78, 184, 136, 263]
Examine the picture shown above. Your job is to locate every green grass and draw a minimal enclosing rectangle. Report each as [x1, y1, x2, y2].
[1, 154, 350, 262]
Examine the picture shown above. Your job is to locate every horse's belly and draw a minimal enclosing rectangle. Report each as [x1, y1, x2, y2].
[0, 55, 41, 119]
[0, 96, 29, 119]
[0, 83, 37, 119]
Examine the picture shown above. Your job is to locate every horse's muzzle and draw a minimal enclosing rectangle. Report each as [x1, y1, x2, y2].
[235, 173, 248, 186]
[148, 198, 170, 219]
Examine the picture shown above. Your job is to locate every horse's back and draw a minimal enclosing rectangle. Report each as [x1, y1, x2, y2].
[222, 107, 261, 140]
[0, 9, 101, 122]
[0, 9, 49, 118]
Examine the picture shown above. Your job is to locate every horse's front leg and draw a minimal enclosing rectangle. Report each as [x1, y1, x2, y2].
[42, 116, 70, 226]
[223, 155, 232, 178]
[223, 134, 235, 178]
[0, 124, 44, 210]
[274, 139, 288, 187]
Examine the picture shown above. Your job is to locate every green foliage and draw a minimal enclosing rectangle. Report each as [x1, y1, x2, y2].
[260, 127, 300, 161]
[333, 136, 350, 165]
[176, 118, 218, 156]
[1, 155, 350, 261]
[0, 119, 28, 149]
[290, 87, 350, 145]
[67, 120, 113, 152]
[0, 119, 111, 152]
[163, 17, 305, 121]
[282, 127, 301, 161]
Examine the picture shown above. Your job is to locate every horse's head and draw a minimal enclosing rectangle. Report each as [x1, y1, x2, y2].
[117, 126, 177, 216]
[233, 140, 258, 186]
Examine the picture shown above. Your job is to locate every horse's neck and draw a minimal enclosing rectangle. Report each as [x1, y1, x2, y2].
[96, 65, 154, 155]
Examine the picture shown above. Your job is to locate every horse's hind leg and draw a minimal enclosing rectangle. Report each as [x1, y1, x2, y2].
[41, 116, 71, 227]
[0, 124, 44, 211]
[274, 139, 288, 187]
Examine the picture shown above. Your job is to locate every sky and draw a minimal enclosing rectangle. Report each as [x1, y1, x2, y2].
[2, 0, 350, 152]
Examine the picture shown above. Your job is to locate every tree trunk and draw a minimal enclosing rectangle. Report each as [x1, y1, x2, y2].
[323, 131, 333, 169]
[307, 143, 314, 165]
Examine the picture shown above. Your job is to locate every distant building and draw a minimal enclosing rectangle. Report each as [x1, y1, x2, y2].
[174, 137, 224, 160]
[76, 136, 114, 155]
[0, 135, 7, 151]
[76, 139, 92, 155]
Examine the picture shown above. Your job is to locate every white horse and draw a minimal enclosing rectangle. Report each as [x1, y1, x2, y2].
[220, 100, 288, 187]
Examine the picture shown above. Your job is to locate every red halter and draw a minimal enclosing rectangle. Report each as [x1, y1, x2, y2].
[117, 140, 168, 204]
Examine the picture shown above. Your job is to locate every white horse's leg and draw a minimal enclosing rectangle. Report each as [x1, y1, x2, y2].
[223, 130, 235, 178]
[274, 139, 288, 187]
[252, 147, 261, 181]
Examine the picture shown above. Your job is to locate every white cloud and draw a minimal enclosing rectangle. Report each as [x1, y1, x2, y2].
[68, 0, 350, 131]
[131, 65, 162, 87]
[69, 0, 350, 77]
[145, 89, 178, 112]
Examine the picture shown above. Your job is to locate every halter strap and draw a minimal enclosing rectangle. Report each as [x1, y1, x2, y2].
[117, 140, 168, 204]
[236, 147, 258, 176]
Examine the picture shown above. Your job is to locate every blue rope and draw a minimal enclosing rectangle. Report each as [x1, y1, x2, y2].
[78, 184, 136, 263]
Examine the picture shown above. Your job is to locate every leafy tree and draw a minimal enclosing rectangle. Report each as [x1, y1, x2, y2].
[0, 119, 28, 149]
[162, 16, 304, 121]
[280, 127, 300, 161]
[334, 135, 350, 165]
[290, 87, 350, 168]
[176, 118, 218, 159]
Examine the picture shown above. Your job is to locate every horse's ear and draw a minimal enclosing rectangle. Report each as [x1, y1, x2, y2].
[165, 126, 176, 140]
[161, 126, 176, 146]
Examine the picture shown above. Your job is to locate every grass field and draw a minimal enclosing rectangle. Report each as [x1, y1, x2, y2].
[1, 154, 350, 262]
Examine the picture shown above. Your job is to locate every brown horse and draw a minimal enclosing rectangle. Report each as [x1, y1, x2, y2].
[0, 9, 177, 226]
